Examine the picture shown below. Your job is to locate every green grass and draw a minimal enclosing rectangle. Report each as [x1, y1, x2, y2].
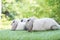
[1, 20, 60, 40]
[0, 30, 60, 40]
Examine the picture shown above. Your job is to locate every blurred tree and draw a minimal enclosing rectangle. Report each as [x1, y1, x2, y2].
[2, 0, 60, 23]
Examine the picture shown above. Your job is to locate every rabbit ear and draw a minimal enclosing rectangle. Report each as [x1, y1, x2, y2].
[12, 24, 18, 31]
[11, 20, 18, 31]
[21, 19, 23, 22]
[28, 20, 34, 32]
[25, 18, 34, 32]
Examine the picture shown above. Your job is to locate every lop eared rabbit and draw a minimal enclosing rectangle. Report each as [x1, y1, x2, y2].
[25, 18, 60, 32]
[11, 18, 28, 31]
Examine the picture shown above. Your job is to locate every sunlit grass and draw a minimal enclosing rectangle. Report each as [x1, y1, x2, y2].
[0, 29, 60, 40]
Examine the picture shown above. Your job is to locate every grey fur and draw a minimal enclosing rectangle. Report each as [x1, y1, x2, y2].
[25, 17, 36, 32]
[11, 18, 28, 31]
[25, 18, 60, 32]
[11, 19, 19, 31]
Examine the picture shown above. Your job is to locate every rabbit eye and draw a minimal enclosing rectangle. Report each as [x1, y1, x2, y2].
[27, 20, 30, 22]
[27, 19, 31, 22]
[21, 19, 23, 22]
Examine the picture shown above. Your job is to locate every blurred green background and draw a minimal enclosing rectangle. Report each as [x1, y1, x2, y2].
[1, 0, 60, 29]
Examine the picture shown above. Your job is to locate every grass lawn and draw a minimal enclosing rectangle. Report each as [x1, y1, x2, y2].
[1, 20, 60, 40]
[0, 30, 60, 40]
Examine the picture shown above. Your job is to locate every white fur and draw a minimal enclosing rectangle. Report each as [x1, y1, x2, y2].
[16, 22, 26, 30]
[21, 18, 28, 22]
[11, 18, 28, 30]
[11, 19, 20, 30]
[32, 18, 60, 30]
